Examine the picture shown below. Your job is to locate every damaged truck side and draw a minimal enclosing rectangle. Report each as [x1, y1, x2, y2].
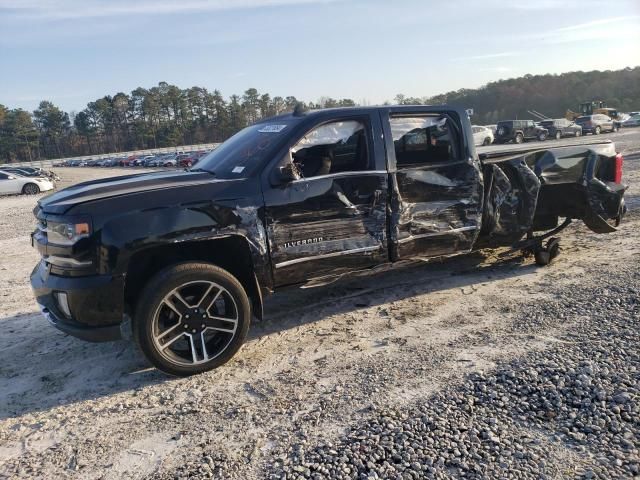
[31, 106, 626, 375]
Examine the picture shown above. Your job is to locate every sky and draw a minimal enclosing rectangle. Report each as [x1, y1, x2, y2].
[1, 0, 639, 113]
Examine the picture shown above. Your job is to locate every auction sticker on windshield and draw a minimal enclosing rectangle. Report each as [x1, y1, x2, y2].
[258, 124, 287, 133]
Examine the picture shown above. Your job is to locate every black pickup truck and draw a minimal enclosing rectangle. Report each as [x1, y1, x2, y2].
[30, 105, 627, 376]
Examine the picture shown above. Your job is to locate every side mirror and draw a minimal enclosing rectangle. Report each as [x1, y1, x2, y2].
[277, 162, 301, 183]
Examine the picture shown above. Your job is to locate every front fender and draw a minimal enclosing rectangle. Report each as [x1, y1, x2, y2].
[97, 201, 270, 286]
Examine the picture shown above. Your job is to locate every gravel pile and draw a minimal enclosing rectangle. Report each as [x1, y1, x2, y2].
[270, 264, 639, 479]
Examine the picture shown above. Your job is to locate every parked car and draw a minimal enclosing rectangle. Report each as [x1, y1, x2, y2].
[30, 105, 627, 375]
[161, 154, 178, 167]
[135, 155, 156, 166]
[539, 119, 583, 139]
[0, 170, 54, 195]
[622, 114, 640, 128]
[177, 153, 197, 167]
[121, 156, 138, 167]
[575, 114, 618, 134]
[1, 167, 42, 177]
[472, 125, 494, 146]
[494, 120, 548, 144]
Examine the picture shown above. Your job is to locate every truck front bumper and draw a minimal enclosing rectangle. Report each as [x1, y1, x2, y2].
[30, 260, 125, 342]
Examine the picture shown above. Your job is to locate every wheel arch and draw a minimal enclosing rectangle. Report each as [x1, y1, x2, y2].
[124, 236, 264, 321]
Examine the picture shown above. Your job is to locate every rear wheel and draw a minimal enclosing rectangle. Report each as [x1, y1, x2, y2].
[482, 137, 491, 146]
[134, 262, 251, 376]
[22, 183, 40, 195]
[514, 133, 524, 144]
[595, 126, 601, 135]
[555, 131, 562, 140]
[613, 125, 619, 133]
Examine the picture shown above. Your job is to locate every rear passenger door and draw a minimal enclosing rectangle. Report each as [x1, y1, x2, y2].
[382, 108, 483, 260]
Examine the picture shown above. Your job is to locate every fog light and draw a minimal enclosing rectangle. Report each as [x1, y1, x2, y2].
[55, 292, 71, 318]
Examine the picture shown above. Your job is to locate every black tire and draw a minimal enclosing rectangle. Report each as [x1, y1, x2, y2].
[613, 125, 619, 133]
[595, 126, 601, 135]
[555, 131, 562, 140]
[514, 133, 524, 144]
[575, 130, 582, 137]
[22, 183, 40, 195]
[134, 262, 251, 376]
[482, 137, 491, 146]
[537, 132, 547, 141]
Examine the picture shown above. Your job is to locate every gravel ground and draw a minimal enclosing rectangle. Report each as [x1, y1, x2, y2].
[270, 263, 640, 479]
[0, 133, 638, 479]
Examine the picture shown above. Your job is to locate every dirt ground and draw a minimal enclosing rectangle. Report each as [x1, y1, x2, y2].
[0, 132, 638, 479]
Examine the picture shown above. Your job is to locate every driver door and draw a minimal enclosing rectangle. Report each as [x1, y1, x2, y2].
[262, 114, 389, 286]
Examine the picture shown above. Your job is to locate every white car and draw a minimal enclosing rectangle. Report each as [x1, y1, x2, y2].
[622, 114, 640, 128]
[472, 125, 494, 146]
[0, 170, 54, 195]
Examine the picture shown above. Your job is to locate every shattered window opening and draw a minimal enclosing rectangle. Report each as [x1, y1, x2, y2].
[290, 120, 371, 178]
[390, 115, 461, 167]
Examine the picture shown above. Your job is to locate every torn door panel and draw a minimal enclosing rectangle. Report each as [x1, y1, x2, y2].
[392, 166, 482, 258]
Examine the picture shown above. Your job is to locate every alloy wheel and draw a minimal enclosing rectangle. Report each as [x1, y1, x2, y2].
[151, 280, 239, 366]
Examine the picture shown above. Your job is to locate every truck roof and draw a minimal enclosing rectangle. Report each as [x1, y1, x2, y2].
[254, 104, 463, 124]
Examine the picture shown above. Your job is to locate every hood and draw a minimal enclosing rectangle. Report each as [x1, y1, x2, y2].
[38, 170, 227, 214]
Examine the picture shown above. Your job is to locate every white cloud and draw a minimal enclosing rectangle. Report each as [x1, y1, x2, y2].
[553, 16, 639, 32]
[0, 0, 341, 20]
[458, 52, 516, 61]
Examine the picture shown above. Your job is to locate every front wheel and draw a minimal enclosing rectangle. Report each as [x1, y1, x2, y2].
[514, 133, 524, 144]
[595, 126, 601, 135]
[575, 130, 582, 137]
[555, 131, 562, 140]
[22, 183, 40, 195]
[538, 133, 547, 141]
[134, 262, 251, 376]
[482, 137, 492, 146]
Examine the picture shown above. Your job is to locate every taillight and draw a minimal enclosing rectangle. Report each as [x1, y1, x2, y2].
[614, 153, 623, 183]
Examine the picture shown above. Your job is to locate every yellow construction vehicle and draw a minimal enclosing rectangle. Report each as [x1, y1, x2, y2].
[566, 101, 608, 121]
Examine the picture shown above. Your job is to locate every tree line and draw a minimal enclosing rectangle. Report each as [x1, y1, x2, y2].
[396, 67, 640, 125]
[0, 85, 356, 162]
[1, 67, 638, 163]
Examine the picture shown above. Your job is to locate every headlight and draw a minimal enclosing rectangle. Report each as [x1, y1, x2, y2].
[46, 220, 91, 245]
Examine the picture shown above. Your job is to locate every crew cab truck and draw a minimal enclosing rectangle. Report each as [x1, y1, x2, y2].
[30, 106, 627, 376]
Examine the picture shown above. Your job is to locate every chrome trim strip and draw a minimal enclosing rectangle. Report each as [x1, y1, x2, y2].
[45, 255, 93, 267]
[291, 170, 387, 183]
[397, 226, 477, 243]
[275, 245, 381, 268]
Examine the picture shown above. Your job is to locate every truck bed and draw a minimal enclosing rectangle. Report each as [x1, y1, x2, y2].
[475, 140, 626, 247]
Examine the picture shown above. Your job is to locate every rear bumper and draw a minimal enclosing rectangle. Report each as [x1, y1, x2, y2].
[30, 260, 125, 342]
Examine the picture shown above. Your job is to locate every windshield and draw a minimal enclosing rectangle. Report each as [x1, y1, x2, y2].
[194, 120, 297, 178]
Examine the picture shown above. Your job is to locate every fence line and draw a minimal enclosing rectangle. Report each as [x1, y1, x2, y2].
[0, 143, 221, 169]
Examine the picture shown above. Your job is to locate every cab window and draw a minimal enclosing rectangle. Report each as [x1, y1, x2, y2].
[290, 120, 370, 178]
[390, 115, 461, 167]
